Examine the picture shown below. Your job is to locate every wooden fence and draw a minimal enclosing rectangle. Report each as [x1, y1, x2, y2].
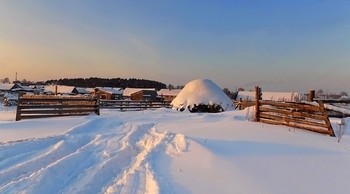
[100, 100, 171, 110]
[256, 100, 334, 136]
[254, 86, 335, 136]
[16, 95, 100, 121]
[315, 99, 350, 118]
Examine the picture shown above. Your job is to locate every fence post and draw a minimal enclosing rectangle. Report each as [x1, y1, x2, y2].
[318, 100, 335, 136]
[239, 98, 242, 110]
[15, 93, 23, 121]
[255, 86, 261, 122]
[308, 89, 315, 102]
[95, 97, 100, 115]
[55, 85, 58, 95]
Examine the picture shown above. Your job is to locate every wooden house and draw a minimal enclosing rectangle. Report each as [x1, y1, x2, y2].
[123, 88, 156, 99]
[236, 91, 304, 102]
[131, 90, 158, 101]
[0, 83, 17, 93]
[95, 87, 123, 100]
[43, 85, 79, 95]
[157, 89, 181, 101]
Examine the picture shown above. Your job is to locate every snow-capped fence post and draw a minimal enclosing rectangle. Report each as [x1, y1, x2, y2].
[308, 89, 315, 102]
[254, 86, 261, 122]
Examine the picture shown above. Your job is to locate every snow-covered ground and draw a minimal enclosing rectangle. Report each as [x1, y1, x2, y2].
[1, 107, 350, 194]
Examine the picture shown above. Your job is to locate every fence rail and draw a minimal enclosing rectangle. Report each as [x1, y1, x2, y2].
[100, 100, 171, 110]
[16, 95, 100, 121]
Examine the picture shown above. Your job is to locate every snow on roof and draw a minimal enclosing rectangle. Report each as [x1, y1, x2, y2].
[0, 83, 15, 91]
[171, 79, 234, 111]
[123, 88, 155, 97]
[75, 87, 90, 94]
[96, 87, 123, 95]
[237, 91, 303, 102]
[12, 83, 34, 92]
[157, 89, 182, 96]
[44, 85, 76, 94]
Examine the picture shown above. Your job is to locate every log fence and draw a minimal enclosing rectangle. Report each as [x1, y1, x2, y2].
[15, 96, 171, 121]
[99, 100, 171, 110]
[16, 95, 100, 121]
[254, 86, 335, 136]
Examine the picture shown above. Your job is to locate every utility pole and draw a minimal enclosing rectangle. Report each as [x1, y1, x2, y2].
[15, 72, 18, 82]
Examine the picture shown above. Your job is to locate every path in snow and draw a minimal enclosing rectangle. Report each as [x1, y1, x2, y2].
[0, 116, 187, 194]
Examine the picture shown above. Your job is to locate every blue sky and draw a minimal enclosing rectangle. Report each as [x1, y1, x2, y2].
[0, 0, 349, 93]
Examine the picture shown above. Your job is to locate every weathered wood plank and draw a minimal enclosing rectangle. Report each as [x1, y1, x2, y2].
[254, 87, 335, 136]
[259, 118, 332, 135]
[259, 113, 328, 129]
[318, 101, 335, 136]
[18, 104, 99, 109]
[260, 101, 321, 112]
[259, 107, 327, 121]
[16, 96, 99, 121]
[20, 113, 92, 120]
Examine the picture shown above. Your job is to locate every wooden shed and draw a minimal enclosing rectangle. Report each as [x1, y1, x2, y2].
[95, 87, 123, 100]
[131, 90, 158, 101]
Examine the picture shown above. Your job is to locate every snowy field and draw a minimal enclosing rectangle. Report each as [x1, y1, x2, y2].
[1, 107, 350, 194]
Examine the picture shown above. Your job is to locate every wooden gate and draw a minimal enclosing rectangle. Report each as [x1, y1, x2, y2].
[254, 86, 335, 136]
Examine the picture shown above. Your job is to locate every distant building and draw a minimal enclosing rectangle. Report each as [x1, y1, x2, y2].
[95, 87, 123, 100]
[123, 88, 156, 99]
[11, 83, 35, 93]
[43, 85, 79, 95]
[0, 83, 17, 93]
[157, 89, 182, 101]
[131, 90, 158, 101]
[0, 83, 37, 94]
[236, 91, 304, 102]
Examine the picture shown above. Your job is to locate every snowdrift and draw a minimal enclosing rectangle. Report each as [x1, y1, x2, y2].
[1, 108, 350, 193]
[171, 79, 234, 112]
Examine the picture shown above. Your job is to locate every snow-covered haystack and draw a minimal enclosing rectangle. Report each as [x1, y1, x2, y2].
[171, 79, 234, 113]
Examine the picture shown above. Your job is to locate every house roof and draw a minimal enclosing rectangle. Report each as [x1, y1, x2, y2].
[0, 83, 15, 91]
[44, 85, 77, 94]
[96, 87, 123, 95]
[76, 87, 91, 94]
[12, 83, 35, 92]
[236, 91, 303, 102]
[157, 89, 182, 96]
[123, 88, 155, 97]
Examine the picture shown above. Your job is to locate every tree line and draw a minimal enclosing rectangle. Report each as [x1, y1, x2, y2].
[45, 77, 167, 90]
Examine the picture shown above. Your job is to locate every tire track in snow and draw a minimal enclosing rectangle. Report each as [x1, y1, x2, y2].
[61, 122, 156, 194]
[105, 127, 171, 194]
[0, 117, 124, 193]
[0, 137, 62, 171]
[0, 116, 189, 194]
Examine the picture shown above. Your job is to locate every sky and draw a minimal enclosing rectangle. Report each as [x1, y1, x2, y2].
[0, 0, 350, 93]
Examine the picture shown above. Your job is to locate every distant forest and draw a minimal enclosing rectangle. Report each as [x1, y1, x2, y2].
[45, 77, 167, 90]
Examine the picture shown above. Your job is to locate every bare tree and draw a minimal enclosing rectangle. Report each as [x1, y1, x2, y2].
[1, 77, 10, 84]
[340, 91, 348, 96]
[316, 89, 324, 96]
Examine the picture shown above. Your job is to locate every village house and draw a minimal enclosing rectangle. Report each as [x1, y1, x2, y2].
[236, 91, 305, 102]
[130, 90, 158, 101]
[0, 83, 38, 94]
[43, 85, 79, 95]
[123, 88, 156, 100]
[94, 87, 123, 100]
[157, 89, 182, 101]
[0, 83, 17, 94]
